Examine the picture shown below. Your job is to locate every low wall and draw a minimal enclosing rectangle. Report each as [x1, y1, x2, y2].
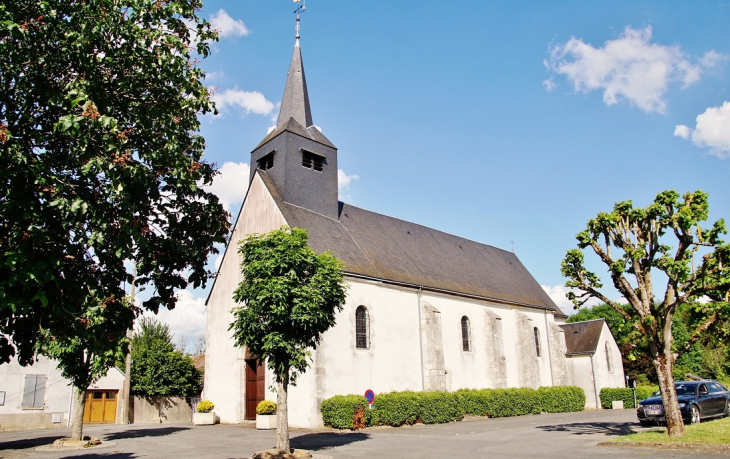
[130, 396, 193, 424]
[0, 412, 67, 431]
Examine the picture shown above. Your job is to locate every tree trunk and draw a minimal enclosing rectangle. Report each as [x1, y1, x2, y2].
[119, 328, 133, 424]
[654, 350, 685, 437]
[276, 376, 290, 454]
[70, 388, 86, 441]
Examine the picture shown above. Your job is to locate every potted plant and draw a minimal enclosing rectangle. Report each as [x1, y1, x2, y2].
[193, 400, 216, 425]
[256, 400, 277, 430]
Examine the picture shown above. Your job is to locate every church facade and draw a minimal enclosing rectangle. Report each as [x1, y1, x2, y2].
[204, 38, 621, 428]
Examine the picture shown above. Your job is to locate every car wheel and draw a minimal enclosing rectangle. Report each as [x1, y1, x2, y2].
[688, 405, 701, 425]
[725, 401, 730, 418]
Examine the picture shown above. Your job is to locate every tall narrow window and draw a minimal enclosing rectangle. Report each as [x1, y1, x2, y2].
[22, 374, 46, 409]
[257, 151, 274, 171]
[302, 151, 324, 172]
[356, 306, 369, 349]
[461, 316, 471, 351]
[534, 327, 541, 357]
[605, 342, 614, 373]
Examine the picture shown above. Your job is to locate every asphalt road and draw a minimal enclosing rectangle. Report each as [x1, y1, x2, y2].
[1, 409, 727, 459]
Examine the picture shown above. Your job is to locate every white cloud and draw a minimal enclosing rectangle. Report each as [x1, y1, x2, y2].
[206, 161, 250, 212]
[141, 290, 206, 341]
[675, 101, 730, 158]
[545, 26, 723, 113]
[542, 284, 601, 316]
[210, 9, 249, 38]
[212, 88, 275, 116]
[674, 124, 691, 139]
[338, 169, 359, 204]
[542, 78, 557, 92]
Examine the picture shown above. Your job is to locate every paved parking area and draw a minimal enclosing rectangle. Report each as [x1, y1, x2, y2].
[1, 409, 726, 459]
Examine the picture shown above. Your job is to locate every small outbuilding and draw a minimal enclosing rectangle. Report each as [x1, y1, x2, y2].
[559, 319, 625, 408]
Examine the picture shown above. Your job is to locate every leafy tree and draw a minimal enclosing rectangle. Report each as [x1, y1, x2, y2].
[131, 317, 202, 420]
[0, 0, 229, 441]
[562, 190, 730, 437]
[231, 227, 348, 454]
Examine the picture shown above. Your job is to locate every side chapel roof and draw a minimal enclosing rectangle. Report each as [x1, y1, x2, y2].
[257, 170, 561, 312]
[559, 319, 606, 355]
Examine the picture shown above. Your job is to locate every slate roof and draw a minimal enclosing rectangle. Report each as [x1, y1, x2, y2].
[559, 319, 606, 355]
[257, 171, 561, 312]
[255, 116, 335, 150]
[278, 40, 313, 129]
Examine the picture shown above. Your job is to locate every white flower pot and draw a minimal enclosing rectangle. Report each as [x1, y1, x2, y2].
[256, 414, 277, 430]
[193, 412, 216, 425]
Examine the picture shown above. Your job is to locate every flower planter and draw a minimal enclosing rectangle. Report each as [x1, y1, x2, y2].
[193, 412, 216, 425]
[256, 414, 277, 430]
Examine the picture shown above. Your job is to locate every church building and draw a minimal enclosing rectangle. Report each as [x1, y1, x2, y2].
[204, 32, 623, 428]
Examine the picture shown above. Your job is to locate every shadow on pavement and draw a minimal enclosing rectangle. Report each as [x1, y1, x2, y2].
[536, 421, 637, 437]
[0, 433, 66, 451]
[59, 454, 138, 459]
[290, 431, 370, 451]
[104, 426, 191, 440]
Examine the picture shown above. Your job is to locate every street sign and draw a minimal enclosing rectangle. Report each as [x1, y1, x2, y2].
[365, 389, 375, 409]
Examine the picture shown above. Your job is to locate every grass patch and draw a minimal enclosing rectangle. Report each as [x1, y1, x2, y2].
[617, 417, 730, 445]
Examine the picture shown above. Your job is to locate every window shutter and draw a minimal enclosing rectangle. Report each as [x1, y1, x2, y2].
[22, 375, 37, 408]
[33, 375, 46, 408]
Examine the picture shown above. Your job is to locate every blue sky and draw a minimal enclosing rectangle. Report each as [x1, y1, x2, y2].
[151, 1, 730, 344]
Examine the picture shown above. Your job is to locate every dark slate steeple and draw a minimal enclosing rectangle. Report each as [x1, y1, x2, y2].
[249, 38, 339, 220]
[278, 39, 313, 129]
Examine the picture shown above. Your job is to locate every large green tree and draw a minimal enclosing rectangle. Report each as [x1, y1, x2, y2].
[0, 0, 229, 440]
[131, 317, 202, 421]
[231, 227, 348, 454]
[562, 190, 730, 437]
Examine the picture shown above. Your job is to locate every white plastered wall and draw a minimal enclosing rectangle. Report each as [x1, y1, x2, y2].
[203, 173, 287, 424]
[0, 355, 72, 417]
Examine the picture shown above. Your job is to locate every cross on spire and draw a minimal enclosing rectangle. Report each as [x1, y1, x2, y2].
[293, 0, 306, 39]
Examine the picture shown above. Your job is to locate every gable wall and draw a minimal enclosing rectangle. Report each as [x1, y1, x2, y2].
[204, 173, 288, 424]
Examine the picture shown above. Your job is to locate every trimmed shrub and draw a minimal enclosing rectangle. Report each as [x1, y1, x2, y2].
[320, 395, 370, 429]
[599, 386, 658, 409]
[321, 386, 585, 430]
[538, 386, 585, 413]
[256, 400, 277, 415]
[196, 400, 214, 413]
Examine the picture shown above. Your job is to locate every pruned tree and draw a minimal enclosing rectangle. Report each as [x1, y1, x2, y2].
[562, 190, 730, 436]
[131, 317, 202, 422]
[0, 0, 230, 440]
[231, 227, 348, 454]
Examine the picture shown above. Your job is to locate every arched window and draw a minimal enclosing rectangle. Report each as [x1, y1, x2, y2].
[605, 342, 614, 373]
[534, 327, 541, 357]
[461, 316, 471, 351]
[355, 306, 369, 349]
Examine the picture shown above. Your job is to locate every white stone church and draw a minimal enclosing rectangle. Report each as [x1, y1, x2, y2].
[203, 36, 625, 428]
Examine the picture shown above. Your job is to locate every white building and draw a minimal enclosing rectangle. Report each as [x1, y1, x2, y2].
[204, 35, 624, 428]
[560, 319, 626, 409]
[0, 355, 125, 431]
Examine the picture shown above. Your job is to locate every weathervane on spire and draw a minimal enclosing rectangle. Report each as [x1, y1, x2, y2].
[293, 0, 306, 39]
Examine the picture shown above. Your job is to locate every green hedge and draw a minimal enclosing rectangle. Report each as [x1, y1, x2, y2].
[599, 386, 658, 409]
[321, 386, 585, 429]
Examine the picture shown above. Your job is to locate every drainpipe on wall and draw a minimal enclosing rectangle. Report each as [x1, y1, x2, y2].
[416, 285, 425, 392]
[590, 353, 600, 409]
[543, 310, 555, 386]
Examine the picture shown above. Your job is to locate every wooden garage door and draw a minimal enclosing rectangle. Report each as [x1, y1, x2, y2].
[83, 390, 118, 424]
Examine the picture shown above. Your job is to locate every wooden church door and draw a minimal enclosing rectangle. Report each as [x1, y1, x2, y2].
[244, 359, 265, 420]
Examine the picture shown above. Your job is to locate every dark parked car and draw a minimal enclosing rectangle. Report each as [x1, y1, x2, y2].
[637, 380, 730, 426]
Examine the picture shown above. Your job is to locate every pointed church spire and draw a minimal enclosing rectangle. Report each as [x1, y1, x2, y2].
[277, 3, 312, 130]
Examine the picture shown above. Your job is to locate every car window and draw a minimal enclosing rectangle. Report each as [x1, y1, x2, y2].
[698, 384, 709, 394]
[674, 384, 696, 396]
[708, 383, 723, 393]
